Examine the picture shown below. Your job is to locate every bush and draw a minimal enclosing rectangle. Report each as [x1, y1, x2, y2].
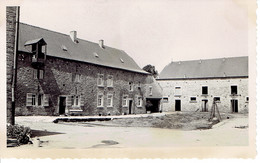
[7, 124, 31, 145]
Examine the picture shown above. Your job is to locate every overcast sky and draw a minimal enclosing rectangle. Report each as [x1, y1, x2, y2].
[19, 0, 252, 72]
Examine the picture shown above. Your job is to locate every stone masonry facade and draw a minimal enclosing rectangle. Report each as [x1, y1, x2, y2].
[158, 78, 248, 113]
[6, 7, 18, 123]
[15, 52, 153, 116]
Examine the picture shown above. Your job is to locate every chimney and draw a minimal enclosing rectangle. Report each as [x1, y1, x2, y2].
[70, 31, 77, 43]
[99, 40, 104, 48]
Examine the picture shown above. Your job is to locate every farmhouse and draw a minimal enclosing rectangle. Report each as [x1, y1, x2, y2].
[6, 7, 162, 118]
[157, 57, 248, 113]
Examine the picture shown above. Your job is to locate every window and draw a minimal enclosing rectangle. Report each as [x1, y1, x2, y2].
[107, 94, 113, 107]
[202, 86, 208, 95]
[163, 97, 169, 103]
[190, 97, 196, 102]
[33, 69, 44, 79]
[231, 85, 238, 95]
[32, 94, 36, 106]
[214, 97, 220, 102]
[97, 74, 104, 87]
[38, 94, 43, 106]
[137, 82, 141, 88]
[175, 86, 181, 96]
[122, 95, 128, 107]
[137, 96, 143, 107]
[97, 94, 104, 107]
[107, 75, 113, 87]
[149, 86, 153, 96]
[129, 82, 133, 91]
[71, 95, 80, 107]
[26, 93, 49, 107]
[246, 96, 249, 103]
[75, 74, 81, 83]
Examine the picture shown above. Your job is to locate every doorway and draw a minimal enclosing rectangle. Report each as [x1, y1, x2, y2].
[231, 99, 238, 113]
[129, 100, 133, 114]
[202, 99, 208, 112]
[59, 96, 66, 115]
[175, 100, 181, 111]
[146, 98, 160, 113]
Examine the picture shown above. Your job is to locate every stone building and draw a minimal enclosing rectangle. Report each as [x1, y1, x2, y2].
[7, 19, 162, 116]
[157, 57, 248, 113]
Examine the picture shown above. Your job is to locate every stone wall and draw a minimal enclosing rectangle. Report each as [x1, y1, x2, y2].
[15, 52, 154, 116]
[6, 6, 19, 123]
[157, 78, 248, 113]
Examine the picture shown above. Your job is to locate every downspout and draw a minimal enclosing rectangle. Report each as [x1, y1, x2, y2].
[11, 6, 20, 125]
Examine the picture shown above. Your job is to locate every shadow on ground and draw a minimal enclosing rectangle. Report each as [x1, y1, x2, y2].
[31, 129, 64, 138]
[91, 140, 119, 148]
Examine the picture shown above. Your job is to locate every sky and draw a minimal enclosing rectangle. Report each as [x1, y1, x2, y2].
[18, 0, 253, 72]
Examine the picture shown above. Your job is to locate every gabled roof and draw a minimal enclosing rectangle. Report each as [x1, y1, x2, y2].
[24, 38, 46, 46]
[18, 23, 148, 74]
[159, 56, 248, 79]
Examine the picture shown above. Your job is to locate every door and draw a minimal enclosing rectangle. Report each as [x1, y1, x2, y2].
[202, 99, 208, 112]
[175, 100, 181, 111]
[59, 97, 66, 115]
[231, 99, 238, 113]
[129, 100, 133, 114]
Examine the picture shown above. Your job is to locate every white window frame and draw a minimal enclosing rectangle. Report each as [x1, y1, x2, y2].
[74, 74, 81, 83]
[107, 75, 113, 87]
[97, 93, 104, 107]
[97, 74, 104, 87]
[26, 93, 47, 107]
[214, 97, 221, 103]
[174, 86, 181, 96]
[149, 86, 153, 96]
[231, 84, 238, 95]
[245, 96, 249, 103]
[39, 70, 44, 79]
[137, 96, 143, 107]
[190, 96, 197, 102]
[202, 86, 208, 95]
[122, 95, 128, 107]
[107, 94, 113, 107]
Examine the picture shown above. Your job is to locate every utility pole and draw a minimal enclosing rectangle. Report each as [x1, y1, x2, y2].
[10, 6, 20, 125]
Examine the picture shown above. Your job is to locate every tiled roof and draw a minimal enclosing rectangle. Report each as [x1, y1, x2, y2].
[18, 23, 148, 74]
[159, 56, 248, 79]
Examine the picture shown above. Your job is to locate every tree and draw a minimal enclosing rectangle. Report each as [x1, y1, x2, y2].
[142, 64, 158, 78]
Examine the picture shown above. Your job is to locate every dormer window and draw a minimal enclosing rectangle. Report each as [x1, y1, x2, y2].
[25, 38, 47, 68]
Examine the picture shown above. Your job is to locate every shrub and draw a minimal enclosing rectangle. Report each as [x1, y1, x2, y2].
[7, 124, 31, 145]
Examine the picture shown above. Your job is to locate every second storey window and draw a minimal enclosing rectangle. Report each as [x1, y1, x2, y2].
[97, 74, 104, 87]
[149, 86, 153, 96]
[175, 86, 181, 96]
[107, 75, 113, 87]
[72, 74, 81, 83]
[231, 85, 238, 95]
[129, 82, 133, 91]
[202, 86, 208, 95]
[97, 94, 104, 107]
[33, 69, 44, 79]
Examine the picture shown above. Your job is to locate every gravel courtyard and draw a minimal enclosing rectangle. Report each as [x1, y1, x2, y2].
[15, 113, 248, 149]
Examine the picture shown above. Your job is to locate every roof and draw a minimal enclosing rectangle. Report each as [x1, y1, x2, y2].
[24, 38, 46, 46]
[18, 23, 148, 74]
[159, 56, 248, 79]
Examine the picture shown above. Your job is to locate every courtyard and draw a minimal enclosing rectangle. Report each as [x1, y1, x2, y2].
[13, 112, 248, 149]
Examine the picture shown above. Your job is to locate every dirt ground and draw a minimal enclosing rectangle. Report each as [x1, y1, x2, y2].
[73, 112, 234, 130]
[14, 112, 248, 148]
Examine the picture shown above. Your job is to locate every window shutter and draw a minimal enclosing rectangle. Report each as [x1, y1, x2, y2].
[39, 70, 44, 79]
[80, 96, 84, 106]
[26, 93, 33, 106]
[43, 94, 49, 106]
[33, 69, 37, 79]
[66, 95, 72, 106]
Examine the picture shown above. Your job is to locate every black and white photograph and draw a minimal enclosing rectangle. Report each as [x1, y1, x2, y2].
[2, 0, 257, 159]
